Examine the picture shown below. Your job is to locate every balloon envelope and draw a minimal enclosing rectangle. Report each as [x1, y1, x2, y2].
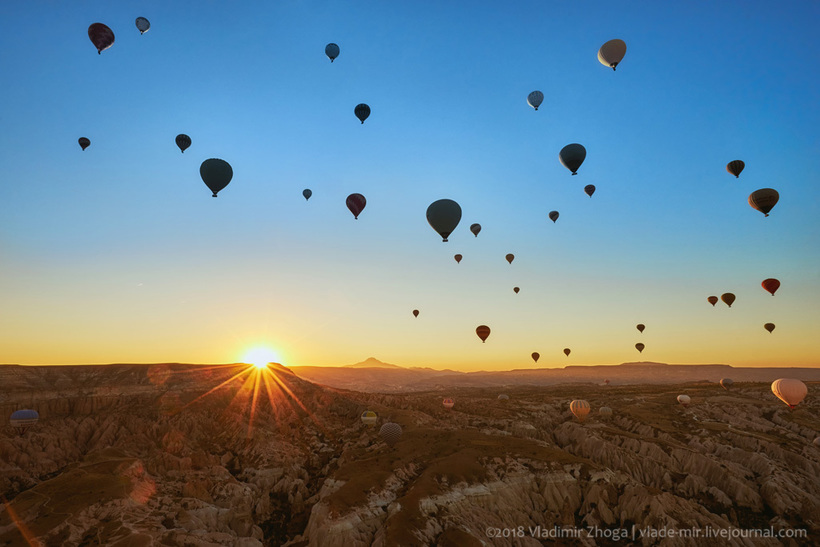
[498, 394, 509, 400]
[513, 287, 520, 294]
[569, 400, 590, 421]
[549, 211, 559, 223]
[354, 103, 370, 124]
[175, 134, 191, 153]
[527, 90, 544, 110]
[636, 324, 645, 333]
[379, 422, 402, 447]
[598, 406, 613, 417]
[325, 42, 340, 62]
[88, 23, 115, 54]
[443, 398, 454, 409]
[771, 378, 807, 409]
[726, 160, 745, 178]
[346, 193, 366, 219]
[200, 159, 233, 197]
[721, 293, 736, 307]
[470, 223, 481, 237]
[584, 184, 596, 197]
[677, 394, 691, 407]
[748, 188, 779, 217]
[454, 254, 462, 263]
[559, 143, 586, 175]
[720, 378, 733, 390]
[531, 352, 539, 363]
[505, 253, 514, 264]
[635, 343, 645, 353]
[476, 325, 490, 343]
[563, 348, 571, 356]
[302, 189, 312, 201]
[598, 39, 626, 70]
[426, 199, 462, 242]
[707, 296, 718, 306]
[78, 137, 90, 151]
[361, 410, 378, 426]
[412, 309, 419, 317]
[135, 17, 150, 34]
[761, 278, 780, 296]
[764, 322, 775, 333]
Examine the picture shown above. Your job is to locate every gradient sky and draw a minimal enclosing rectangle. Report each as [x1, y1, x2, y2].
[1, 1, 818, 370]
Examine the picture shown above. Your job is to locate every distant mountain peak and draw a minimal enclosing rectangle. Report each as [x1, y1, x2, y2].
[346, 357, 404, 369]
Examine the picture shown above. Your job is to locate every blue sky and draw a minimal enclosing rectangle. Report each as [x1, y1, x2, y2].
[1, 1, 818, 369]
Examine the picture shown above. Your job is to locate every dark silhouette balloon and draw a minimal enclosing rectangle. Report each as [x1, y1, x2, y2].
[513, 287, 520, 294]
[135, 17, 150, 34]
[527, 91, 544, 111]
[476, 325, 490, 343]
[354, 103, 370, 124]
[635, 343, 645, 353]
[762, 278, 780, 296]
[346, 193, 366, 219]
[454, 254, 462, 264]
[531, 352, 539, 363]
[200, 159, 233, 197]
[78, 137, 90, 151]
[563, 348, 571, 357]
[549, 211, 559, 223]
[325, 43, 340, 62]
[726, 160, 745, 178]
[584, 184, 595, 197]
[426, 199, 462, 242]
[302, 189, 312, 201]
[88, 23, 115, 54]
[598, 39, 626, 70]
[559, 144, 586, 175]
[721, 293, 736, 308]
[505, 253, 514, 264]
[748, 188, 779, 217]
[636, 324, 645, 333]
[412, 309, 419, 318]
[764, 322, 775, 333]
[175, 134, 191, 153]
[470, 223, 481, 237]
[707, 296, 719, 306]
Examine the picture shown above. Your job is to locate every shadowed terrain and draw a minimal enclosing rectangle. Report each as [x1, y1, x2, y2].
[1, 363, 818, 546]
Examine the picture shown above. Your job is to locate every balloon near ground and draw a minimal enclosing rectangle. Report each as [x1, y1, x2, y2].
[527, 90, 543, 111]
[88, 23, 115, 54]
[677, 395, 691, 407]
[584, 184, 596, 197]
[549, 211, 559, 223]
[354, 103, 370, 124]
[598, 406, 613, 417]
[761, 278, 780, 296]
[771, 379, 807, 409]
[764, 323, 775, 333]
[476, 325, 490, 343]
[426, 199, 462, 242]
[559, 143, 586, 175]
[726, 160, 745, 178]
[175, 134, 191, 153]
[10, 409, 39, 435]
[497, 394, 509, 401]
[78, 137, 90, 151]
[569, 400, 590, 422]
[361, 410, 378, 427]
[748, 188, 779, 217]
[379, 422, 402, 447]
[325, 43, 339, 62]
[721, 293, 736, 307]
[346, 193, 366, 219]
[470, 223, 481, 237]
[707, 296, 718, 306]
[135, 17, 150, 34]
[598, 39, 626, 70]
[443, 398, 454, 409]
[720, 378, 733, 390]
[200, 159, 233, 197]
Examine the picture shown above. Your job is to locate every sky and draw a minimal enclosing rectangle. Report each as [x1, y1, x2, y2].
[1, 1, 818, 371]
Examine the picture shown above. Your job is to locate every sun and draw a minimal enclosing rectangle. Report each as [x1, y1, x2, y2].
[242, 346, 281, 369]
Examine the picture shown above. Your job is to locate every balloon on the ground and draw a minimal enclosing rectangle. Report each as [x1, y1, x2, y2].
[325, 43, 339, 62]
[135, 17, 150, 34]
[598, 39, 626, 70]
[476, 325, 490, 343]
[88, 23, 115, 54]
[426, 199, 462, 242]
[200, 159, 233, 197]
[470, 223, 481, 237]
[761, 278, 780, 296]
[361, 410, 378, 427]
[559, 144, 586, 175]
[748, 188, 779, 217]
[764, 322, 775, 333]
[635, 343, 645, 353]
[175, 134, 191, 153]
[302, 189, 312, 201]
[677, 394, 691, 407]
[505, 253, 514, 264]
[531, 352, 539, 363]
[771, 379, 807, 409]
[721, 293, 736, 307]
[527, 91, 544, 111]
[720, 378, 733, 390]
[354, 103, 370, 124]
[454, 254, 462, 263]
[570, 400, 590, 421]
[78, 137, 90, 151]
[707, 296, 718, 306]
[379, 422, 402, 447]
[726, 160, 745, 178]
[346, 193, 366, 219]
[549, 211, 559, 223]
[584, 184, 596, 197]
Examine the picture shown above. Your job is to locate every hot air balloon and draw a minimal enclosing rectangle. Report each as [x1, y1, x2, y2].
[604, 379, 610, 385]
[559, 144, 586, 175]
[498, 394, 509, 401]
[513, 287, 520, 294]
[598, 39, 626, 70]
[200, 159, 233, 197]
[10, 409, 39, 435]
[677, 395, 691, 407]
[707, 296, 719, 306]
[470, 223, 481, 237]
[584, 184, 595, 197]
[346, 193, 366, 219]
[135, 17, 150, 34]
[476, 325, 490, 343]
[635, 343, 645, 353]
[454, 254, 462, 264]
[412, 309, 419, 318]
[361, 410, 378, 427]
[78, 137, 90, 151]
[354, 103, 370, 124]
[563, 348, 571, 357]
[88, 23, 115, 54]
[764, 323, 775, 333]
[569, 400, 590, 422]
[443, 398, 455, 409]
[636, 324, 645, 333]
[748, 188, 779, 217]
[598, 406, 613, 417]
[505, 253, 514, 264]
[325, 43, 340, 62]
[527, 91, 544, 111]
[531, 352, 540, 363]
[379, 422, 402, 447]
[771, 379, 807, 409]
[726, 160, 745, 178]
[549, 211, 559, 223]
[762, 278, 780, 296]
[721, 293, 736, 308]
[302, 189, 312, 201]
[175, 134, 191, 153]
[426, 199, 462, 242]
[720, 378, 733, 390]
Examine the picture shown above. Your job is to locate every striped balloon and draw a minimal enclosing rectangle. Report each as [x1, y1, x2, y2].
[771, 379, 807, 409]
[748, 188, 779, 217]
[726, 160, 745, 178]
[361, 410, 378, 427]
[598, 406, 613, 417]
[569, 400, 590, 421]
[443, 398, 454, 409]
[10, 409, 39, 435]
[379, 422, 402, 447]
